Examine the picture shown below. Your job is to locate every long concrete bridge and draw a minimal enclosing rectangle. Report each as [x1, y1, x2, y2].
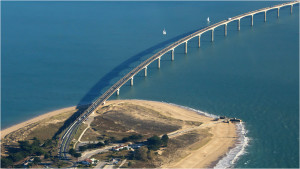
[59, 1, 299, 159]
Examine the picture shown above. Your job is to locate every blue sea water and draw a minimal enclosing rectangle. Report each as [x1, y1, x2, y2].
[1, 1, 299, 168]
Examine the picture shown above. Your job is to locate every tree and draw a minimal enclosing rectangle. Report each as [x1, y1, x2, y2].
[33, 157, 41, 165]
[32, 137, 41, 146]
[96, 142, 105, 147]
[69, 148, 76, 156]
[44, 153, 50, 159]
[33, 147, 44, 156]
[1, 158, 13, 168]
[104, 140, 110, 145]
[129, 134, 143, 141]
[161, 134, 169, 147]
[74, 153, 81, 158]
[79, 146, 87, 152]
[43, 139, 53, 147]
[19, 141, 32, 154]
[10, 152, 24, 162]
[110, 137, 116, 143]
[147, 135, 162, 151]
[135, 147, 148, 161]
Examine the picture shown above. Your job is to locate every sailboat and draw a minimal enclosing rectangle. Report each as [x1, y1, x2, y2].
[207, 17, 210, 22]
[163, 28, 166, 35]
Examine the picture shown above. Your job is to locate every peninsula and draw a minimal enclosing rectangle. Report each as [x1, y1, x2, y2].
[1, 100, 238, 168]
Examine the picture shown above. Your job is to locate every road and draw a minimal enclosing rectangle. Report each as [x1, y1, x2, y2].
[58, 1, 299, 160]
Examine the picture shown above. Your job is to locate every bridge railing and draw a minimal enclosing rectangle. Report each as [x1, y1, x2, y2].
[60, 1, 299, 158]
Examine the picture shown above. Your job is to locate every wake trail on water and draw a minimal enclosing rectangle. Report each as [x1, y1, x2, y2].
[164, 102, 250, 169]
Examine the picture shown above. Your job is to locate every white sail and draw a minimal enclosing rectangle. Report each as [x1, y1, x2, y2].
[163, 28, 166, 35]
[207, 17, 210, 22]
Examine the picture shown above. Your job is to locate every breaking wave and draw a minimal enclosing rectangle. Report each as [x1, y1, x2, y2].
[164, 102, 250, 168]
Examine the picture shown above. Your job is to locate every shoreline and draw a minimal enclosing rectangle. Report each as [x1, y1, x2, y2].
[1, 100, 244, 168]
[1, 105, 88, 139]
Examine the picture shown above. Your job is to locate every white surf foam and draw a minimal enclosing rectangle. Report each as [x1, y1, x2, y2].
[214, 121, 250, 168]
[163, 102, 249, 169]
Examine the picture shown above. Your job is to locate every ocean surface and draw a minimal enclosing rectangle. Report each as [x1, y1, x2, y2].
[1, 1, 299, 168]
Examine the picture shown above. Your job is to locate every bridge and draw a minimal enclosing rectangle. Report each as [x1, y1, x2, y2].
[59, 1, 299, 159]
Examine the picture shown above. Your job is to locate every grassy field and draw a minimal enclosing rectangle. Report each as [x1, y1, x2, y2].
[158, 129, 212, 166]
[82, 103, 191, 142]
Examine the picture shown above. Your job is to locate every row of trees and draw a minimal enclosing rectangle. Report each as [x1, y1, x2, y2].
[78, 142, 105, 152]
[122, 134, 143, 143]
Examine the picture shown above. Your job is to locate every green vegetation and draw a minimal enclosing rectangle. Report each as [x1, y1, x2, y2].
[69, 148, 82, 158]
[161, 134, 169, 147]
[1, 158, 13, 168]
[79, 142, 105, 152]
[122, 134, 143, 143]
[147, 134, 169, 150]
[1, 137, 47, 168]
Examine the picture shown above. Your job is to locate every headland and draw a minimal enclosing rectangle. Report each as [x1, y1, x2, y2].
[1, 100, 240, 168]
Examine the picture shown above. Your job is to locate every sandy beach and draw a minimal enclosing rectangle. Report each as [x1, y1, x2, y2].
[108, 100, 238, 168]
[1, 100, 238, 168]
[1, 106, 80, 139]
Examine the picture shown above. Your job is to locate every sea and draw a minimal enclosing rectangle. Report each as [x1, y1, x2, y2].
[1, 1, 299, 168]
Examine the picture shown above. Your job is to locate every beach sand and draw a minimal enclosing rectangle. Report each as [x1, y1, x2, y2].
[1, 100, 237, 168]
[1, 106, 79, 139]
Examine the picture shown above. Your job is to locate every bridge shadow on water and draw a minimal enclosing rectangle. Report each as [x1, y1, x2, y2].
[54, 27, 204, 138]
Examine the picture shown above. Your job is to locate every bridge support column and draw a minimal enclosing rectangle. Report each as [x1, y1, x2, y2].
[224, 24, 227, 36]
[130, 77, 134, 86]
[238, 19, 240, 31]
[116, 88, 120, 96]
[184, 41, 188, 54]
[158, 57, 161, 69]
[290, 5, 293, 14]
[198, 35, 201, 47]
[251, 15, 253, 26]
[144, 67, 147, 77]
[264, 11, 266, 22]
[277, 8, 280, 18]
[211, 29, 214, 42]
[171, 49, 174, 61]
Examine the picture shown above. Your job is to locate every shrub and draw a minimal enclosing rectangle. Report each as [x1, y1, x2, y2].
[147, 135, 162, 151]
[161, 134, 169, 147]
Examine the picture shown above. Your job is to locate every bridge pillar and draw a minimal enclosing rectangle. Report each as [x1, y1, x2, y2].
[224, 24, 227, 36]
[171, 49, 174, 61]
[251, 15, 253, 26]
[158, 57, 161, 69]
[116, 88, 120, 96]
[144, 67, 147, 77]
[290, 5, 293, 14]
[184, 41, 188, 54]
[130, 77, 134, 86]
[198, 35, 201, 47]
[238, 19, 240, 31]
[277, 8, 280, 18]
[264, 11, 267, 22]
[211, 29, 214, 42]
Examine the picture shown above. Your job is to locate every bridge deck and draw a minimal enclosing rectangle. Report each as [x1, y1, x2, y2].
[59, 1, 299, 159]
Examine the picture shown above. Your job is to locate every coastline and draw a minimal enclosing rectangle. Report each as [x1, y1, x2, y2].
[1, 105, 84, 139]
[1, 100, 244, 168]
